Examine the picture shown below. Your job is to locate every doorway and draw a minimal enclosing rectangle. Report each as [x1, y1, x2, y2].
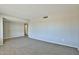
[24, 23, 28, 36]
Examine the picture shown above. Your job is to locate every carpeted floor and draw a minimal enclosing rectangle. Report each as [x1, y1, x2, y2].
[0, 36, 79, 55]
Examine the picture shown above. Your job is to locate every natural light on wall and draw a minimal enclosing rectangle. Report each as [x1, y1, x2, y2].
[28, 6, 79, 48]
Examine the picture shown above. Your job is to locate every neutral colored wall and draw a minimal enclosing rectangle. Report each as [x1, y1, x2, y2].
[3, 20, 24, 39]
[0, 16, 3, 45]
[28, 6, 79, 48]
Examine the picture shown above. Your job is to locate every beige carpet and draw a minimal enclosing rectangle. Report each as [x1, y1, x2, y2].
[0, 36, 79, 55]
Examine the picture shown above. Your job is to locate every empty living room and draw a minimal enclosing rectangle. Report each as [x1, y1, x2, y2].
[0, 4, 79, 55]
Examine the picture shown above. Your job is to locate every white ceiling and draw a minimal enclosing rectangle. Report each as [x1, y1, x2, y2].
[0, 4, 79, 20]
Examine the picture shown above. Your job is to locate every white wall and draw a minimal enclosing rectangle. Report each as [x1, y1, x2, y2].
[28, 6, 79, 48]
[3, 20, 24, 39]
[0, 16, 3, 45]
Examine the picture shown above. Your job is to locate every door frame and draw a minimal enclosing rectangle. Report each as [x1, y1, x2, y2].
[24, 23, 28, 36]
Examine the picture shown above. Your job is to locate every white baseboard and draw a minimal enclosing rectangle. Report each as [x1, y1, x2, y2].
[28, 35, 79, 49]
[3, 35, 25, 39]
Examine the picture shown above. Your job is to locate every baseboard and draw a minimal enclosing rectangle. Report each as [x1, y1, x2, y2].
[28, 36, 78, 49]
[3, 35, 25, 40]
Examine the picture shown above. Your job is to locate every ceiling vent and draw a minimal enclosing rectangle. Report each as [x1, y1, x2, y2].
[43, 16, 48, 19]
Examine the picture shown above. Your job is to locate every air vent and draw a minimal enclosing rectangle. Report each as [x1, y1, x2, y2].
[43, 16, 48, 19]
